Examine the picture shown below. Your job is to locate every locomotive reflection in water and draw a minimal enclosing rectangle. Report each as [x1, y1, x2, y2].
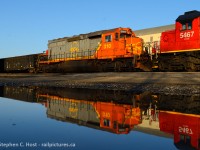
[45, 96, 140, 134]
[0, 86, 199, 149]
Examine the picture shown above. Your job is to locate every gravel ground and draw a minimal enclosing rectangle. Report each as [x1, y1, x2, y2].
[0, 72, 199, 95]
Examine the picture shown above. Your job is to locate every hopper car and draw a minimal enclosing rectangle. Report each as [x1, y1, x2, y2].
[0, 10, 199, 73]
[0, 53, 42, 73]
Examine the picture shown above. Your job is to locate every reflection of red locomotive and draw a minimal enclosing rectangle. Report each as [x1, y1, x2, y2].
[39, 94, 141, 134]
[159, 111, 200, 149]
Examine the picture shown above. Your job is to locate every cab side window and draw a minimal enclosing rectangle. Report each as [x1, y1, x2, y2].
[182, 21, 192, 30]
[188, 22, 192, 29]
[103, 119, 110, 127]
[105, 35, 112, 42]
[182, 23, 186, 30]
[115, 33, 119, 40]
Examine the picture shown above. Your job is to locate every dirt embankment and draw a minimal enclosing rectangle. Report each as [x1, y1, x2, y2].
[0, 72, 199, 95]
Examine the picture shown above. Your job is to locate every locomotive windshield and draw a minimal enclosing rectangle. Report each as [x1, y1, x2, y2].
[120, 33, 131, 38]
[118, 124, 130, 133]
[120, 29, 132, 38]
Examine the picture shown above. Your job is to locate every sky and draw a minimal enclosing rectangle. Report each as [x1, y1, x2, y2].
[0, 0, 199, 58]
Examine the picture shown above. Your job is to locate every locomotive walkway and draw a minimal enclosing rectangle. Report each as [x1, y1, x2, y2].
[0, 72, 199, 95]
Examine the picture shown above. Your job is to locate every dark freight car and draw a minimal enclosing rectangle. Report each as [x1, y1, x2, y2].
[4, 54, 40, 73]
[0, 59, 4, 72]
[0, 86, 38, 102]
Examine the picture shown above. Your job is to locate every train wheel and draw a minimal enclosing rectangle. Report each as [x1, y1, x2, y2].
[114, 61, 122, 72]
[28, 68, 35, 73]
[186, 62, 197, 72]
[96, 62, 105, 72]
[158, 62, 164, 71]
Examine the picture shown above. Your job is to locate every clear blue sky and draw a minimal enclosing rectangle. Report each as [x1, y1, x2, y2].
[0, 0, 199, 58]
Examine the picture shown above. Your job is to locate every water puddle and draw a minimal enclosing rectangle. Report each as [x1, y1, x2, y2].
[0, 86, 199, 150]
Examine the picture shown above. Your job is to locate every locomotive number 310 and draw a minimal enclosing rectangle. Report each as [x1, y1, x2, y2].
[180, 31, 194, 39]
[104, 44, 112, 49]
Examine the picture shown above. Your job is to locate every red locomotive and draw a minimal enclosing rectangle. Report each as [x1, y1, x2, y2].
[153, 10, 200, 71]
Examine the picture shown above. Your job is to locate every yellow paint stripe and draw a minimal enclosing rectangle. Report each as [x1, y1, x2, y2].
[160, 110, 200, 118]
[160, 48, 200, 53]
[39, 56, 96, 64]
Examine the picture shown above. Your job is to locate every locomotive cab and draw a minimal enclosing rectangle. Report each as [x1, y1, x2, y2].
[96, 27, 143, 59]
[175, 10, 200, 51]
[96, 27, 153, 71]
[160, 10, 200, 52]
[96, 103, 141, 134]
